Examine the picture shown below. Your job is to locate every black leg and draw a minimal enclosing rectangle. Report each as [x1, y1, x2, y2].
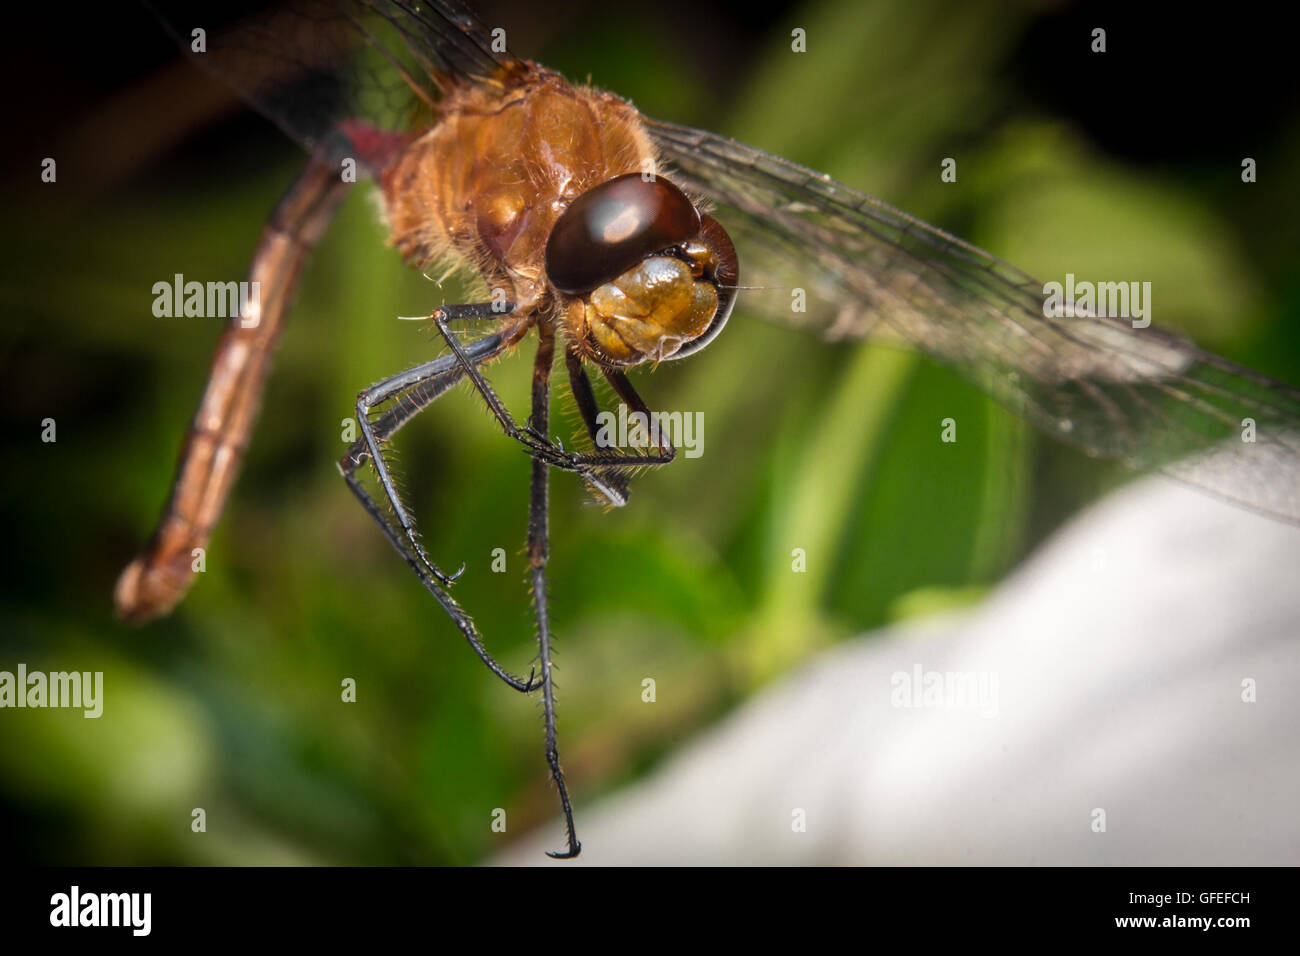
[564, 349, 630, 502]
[563, 360, 678, 505]
[340, 311, 678, 857]
[433, 317, 671, 505]
[564, 350, 610, 449]
[355, 305, 517, 587]
[528, 327, 581, 859]
[603, 368, 678, 463]
[339, 323, 539, 693]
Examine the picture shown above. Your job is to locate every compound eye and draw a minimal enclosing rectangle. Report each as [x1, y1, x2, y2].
[545, 173, 701, 295]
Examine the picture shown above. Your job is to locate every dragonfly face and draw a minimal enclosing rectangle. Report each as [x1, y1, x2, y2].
[547, 174, 740, 365]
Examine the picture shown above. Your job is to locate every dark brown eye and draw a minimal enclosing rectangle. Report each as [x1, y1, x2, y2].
[545, 173, 701, 295]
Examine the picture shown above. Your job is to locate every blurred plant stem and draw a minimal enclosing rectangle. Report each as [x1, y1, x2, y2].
[744, 347, 917, 684]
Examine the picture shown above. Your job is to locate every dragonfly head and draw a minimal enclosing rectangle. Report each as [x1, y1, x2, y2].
[545, 173, 738, 365]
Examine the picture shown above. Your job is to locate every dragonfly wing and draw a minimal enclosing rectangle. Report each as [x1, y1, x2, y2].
[147, 0, 523, 161]
[645, 116, 1300, 523]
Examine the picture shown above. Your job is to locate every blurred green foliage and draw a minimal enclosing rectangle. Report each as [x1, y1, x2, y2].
[2, 0, 1297, 863]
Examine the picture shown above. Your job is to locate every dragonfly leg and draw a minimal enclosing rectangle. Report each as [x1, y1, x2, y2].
[600, 365, 679, 465]
[339, 326, 540, 693]
[360, 310, 581, 848]
[563, 350, 628, 502]
[545, 364, 677, 469]
[432, 315, 672, 506]
[527, 327, 582, 859]
[353, 305, 521, 587]
[561, 352, 680, 502]
[359, 310, 582, 850]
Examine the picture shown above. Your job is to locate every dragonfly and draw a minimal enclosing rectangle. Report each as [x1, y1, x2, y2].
[117, 0, 1300, 859]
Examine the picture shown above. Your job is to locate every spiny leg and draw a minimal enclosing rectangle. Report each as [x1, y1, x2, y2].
[340, 326, 538, 692]
[563, 349, 628, 502]
[355, 305, 518, 587]
[564, 349, 605, 447]
[550, 360, 678, 466]
[433, 316, 670, 505]
[602, 368, 678, 463]
[585, 362, 679, 464]
[528, 327, 581, 859]
[562, 356, 680, 504]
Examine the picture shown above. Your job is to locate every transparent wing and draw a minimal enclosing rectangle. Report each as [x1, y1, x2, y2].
[645, 117, 1300, 523]
[147, 0, 523, 161]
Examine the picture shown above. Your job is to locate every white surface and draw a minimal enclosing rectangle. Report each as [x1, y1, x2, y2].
[492, 475, 1300, 865]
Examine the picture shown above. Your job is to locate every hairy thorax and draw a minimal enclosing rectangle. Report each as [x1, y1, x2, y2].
[379, 65, 656, 313]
